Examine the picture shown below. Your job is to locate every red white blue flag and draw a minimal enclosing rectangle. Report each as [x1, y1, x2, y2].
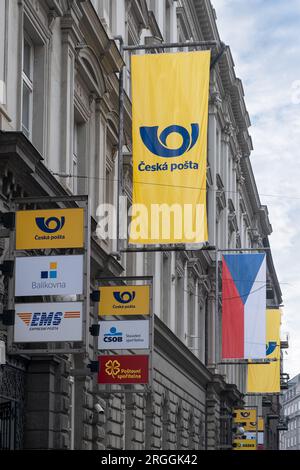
[222, 253, 266, 359]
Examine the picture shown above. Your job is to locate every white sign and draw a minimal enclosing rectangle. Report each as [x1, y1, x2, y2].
[15, 255, 83, 296]
[245, 432, 264, 445]
[14, 302, 83, 342]
[98, 320, 149, 350]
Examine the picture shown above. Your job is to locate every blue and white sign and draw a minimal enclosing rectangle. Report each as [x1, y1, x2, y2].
[98, 320, 149, 350]
[15, 255, 83, 296]
[14, 302, 83, 342]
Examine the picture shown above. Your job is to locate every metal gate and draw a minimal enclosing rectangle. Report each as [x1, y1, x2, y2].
[0, 364, 25, 449]
[0, 401, 17, 450]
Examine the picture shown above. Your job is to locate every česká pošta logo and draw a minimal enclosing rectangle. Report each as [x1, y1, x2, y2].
[35, 216, 66, 241]
[138, 123, 200, 173]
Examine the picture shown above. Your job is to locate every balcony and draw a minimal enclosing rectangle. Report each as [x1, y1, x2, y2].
[280, 373, 290, 390]
[280, 333, 289, 349]
[277, 417, 289, 431]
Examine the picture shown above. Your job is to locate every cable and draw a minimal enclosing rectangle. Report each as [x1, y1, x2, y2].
[50, 171, 300, 202]
[183, 283, 267, 301]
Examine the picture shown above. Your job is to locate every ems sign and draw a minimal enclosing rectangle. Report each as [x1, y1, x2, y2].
[15, 255, 84, 296]
[98, 320, 149, 350]
[14, 302, 83, 342]
[15, 208, 84, 249]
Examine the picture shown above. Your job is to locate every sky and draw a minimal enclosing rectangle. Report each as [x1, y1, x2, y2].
[212, 0, 300, 379]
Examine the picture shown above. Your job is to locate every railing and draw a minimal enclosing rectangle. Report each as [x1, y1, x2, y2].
[280, 373, 290, 390]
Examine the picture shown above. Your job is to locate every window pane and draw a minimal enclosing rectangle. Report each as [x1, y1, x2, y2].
[22, 81, 31, 137]
[23, 38, 31, 78]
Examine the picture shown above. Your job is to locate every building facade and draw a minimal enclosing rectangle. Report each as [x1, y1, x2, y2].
[0, 0, 285, 450]
[280, 374, 300, 450]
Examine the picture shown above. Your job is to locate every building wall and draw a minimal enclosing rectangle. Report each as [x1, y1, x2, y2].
[280, 375, 300, 450]
[0, 0, 282, 450]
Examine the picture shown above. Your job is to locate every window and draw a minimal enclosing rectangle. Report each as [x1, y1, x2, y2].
[22, 34, 34, 138]
[72, 121, 79, 194]
[0, 0, 7, 106]
[175, 271, 184, 338]
[162, 254, 171, 325]
[165, 0, 172, 42]
[72, 108, 87, 195]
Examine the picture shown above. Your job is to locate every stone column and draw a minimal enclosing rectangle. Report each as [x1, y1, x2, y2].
[207, 269, 216, 368]
[24, 356, 59, 449]
[60, 7, 81, 177]
[206, 381, 220, 450]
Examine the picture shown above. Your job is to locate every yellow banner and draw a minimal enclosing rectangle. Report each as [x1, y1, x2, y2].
[99, 285, 150, 316]
[129, 51, 210, 244]
[233, 409, 257, 424]
[247, 309, 281, 393]
[16, 208, 84, 249]
[233, 439, 257, 451]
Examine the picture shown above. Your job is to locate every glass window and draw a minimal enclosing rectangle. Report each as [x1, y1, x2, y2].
[72, 120, 79, 193]
[23, 38, 32, 77]
[22, 34, 34, 139]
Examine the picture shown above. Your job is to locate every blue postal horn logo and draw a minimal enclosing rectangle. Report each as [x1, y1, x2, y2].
[35, 216, 65, 233]
[113, 291, 136, 304]
[140, 123, 199, 158]
[266, 341, 277, 356]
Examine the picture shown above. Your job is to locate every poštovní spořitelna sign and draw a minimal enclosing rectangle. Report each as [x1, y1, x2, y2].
[15, 208, 84, 249]
[98, 355, 149, 384]
[98, 285, 150, 316]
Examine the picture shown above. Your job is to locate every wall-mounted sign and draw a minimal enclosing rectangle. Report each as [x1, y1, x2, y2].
[98, 355, 149, 384]
[14, 302, 83, 342]
[16, 208, 84, 249]
[233, 409, 257, 424]
[244, 432, 264, 445]
[243, 416, 264, 432]
[233, 439, 257, 451]
[15, 255, 83, 296]
[99, 285, 150, 316]
[98, 320, 149, 350]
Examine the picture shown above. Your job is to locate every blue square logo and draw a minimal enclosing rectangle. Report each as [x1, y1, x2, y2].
[50, 271, 57, 279]
[41, 271, 48, 279]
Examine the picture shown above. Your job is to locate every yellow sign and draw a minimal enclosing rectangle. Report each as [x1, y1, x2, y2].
[258, 417, 264, 432]
[243, 417, 264, 432]
[129, 51, 210, 244]
[233, 439, 257, 451]
[16, 208, 84, 250]
[247, 309, 281, 393]
[99, 285, 150, 316]
[233, 409, 257, 424]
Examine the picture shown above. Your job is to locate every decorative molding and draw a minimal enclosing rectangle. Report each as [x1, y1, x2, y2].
[209, 91, 222, 110]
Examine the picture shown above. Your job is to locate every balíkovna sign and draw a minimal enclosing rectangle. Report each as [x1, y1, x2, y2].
[98, 355, 149, 384]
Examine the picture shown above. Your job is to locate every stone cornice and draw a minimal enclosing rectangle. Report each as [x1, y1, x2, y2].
[78, 1, 125, 74]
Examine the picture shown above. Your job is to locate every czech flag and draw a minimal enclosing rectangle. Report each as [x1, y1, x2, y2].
[222, 253, 266, 359]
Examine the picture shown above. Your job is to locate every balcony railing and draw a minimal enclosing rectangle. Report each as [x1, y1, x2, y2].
[280, 373, 290, 390]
